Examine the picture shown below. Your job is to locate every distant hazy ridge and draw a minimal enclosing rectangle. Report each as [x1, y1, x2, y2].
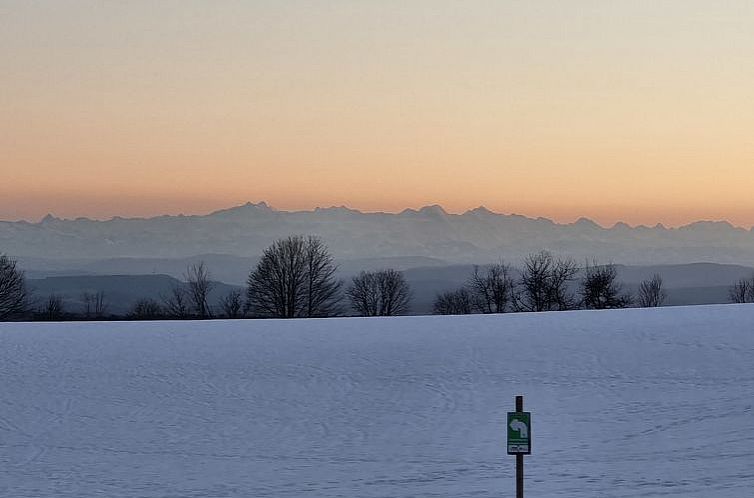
[3, 202, 754, 265]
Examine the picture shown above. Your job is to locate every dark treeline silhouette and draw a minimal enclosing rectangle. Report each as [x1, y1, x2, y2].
[346, 269, 411, 317]
[5, 239, 754, 322]
[430, 253, 667, 316]
[433, 288, 473, 315]
[729, 274, 754, 303]
[129, 298, 163, 320]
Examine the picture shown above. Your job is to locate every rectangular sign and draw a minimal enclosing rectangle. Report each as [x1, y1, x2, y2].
[507, 411, 531, 455]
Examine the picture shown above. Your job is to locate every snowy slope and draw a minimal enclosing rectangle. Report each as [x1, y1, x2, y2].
[1, 305, 753, 497]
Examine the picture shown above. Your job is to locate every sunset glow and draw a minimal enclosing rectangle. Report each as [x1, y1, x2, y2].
[3, 1, 754, 227]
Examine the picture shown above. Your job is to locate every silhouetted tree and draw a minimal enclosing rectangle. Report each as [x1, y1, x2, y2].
[515, 251, 577, 312]
[433, 288, 473, 315]
[302, 237, 343, 317]
[81, 291, 108, 318]
[41, 294, 64, 321]
[637, 274, 667, 307]
[468, 262, 514, 313]
[580, 262, 631, 309]
[347, 271, 380, 316]
[377, 269, 411, 316]
[185, 262, 214, 319]
[515, 251, 551, 312]
[246, 235, 342, 318]
[162, 286, 190, 319]
[220, 289, 244, 318]
[0, 253, 27, 320]
[729, 275, 754, 304]
[346, 269, 411, 316]
[549, 255, 579, 310]
[129, 298, 163, 320]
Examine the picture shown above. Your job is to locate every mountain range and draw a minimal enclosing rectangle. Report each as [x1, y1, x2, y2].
[3, 201, 754, 266]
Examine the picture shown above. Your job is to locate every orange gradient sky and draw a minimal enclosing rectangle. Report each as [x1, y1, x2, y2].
[3, 1, 754, 227]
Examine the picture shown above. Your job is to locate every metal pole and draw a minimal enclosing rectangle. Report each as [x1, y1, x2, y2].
[516, 395, 524, 498]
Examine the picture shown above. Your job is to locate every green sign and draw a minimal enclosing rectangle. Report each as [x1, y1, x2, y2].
[507, 411, 531, 455]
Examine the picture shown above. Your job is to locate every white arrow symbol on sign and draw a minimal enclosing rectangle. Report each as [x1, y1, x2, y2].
[510, 419, 528, 438]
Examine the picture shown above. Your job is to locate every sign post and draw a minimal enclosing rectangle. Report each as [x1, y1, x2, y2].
[507, 395, 530, 498]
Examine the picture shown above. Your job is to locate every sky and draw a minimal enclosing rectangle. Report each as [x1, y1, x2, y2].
[2, 1, 754, 227]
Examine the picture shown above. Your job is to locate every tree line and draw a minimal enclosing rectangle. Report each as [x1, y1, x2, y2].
[728, 275, 754, 304]
[432, 252, 666, 315]
[3, 235, 753, 322]
[0, 236, 410, 321]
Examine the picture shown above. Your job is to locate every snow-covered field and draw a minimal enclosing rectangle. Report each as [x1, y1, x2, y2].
[1, 305, 754, 498]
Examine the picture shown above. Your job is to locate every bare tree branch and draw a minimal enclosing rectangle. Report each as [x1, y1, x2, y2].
[161, 286, 190, 319]
[514, 251, 577, 312]
[468, 262, 514, 313]
[129, 298, 163, 320]
[220, 289, 244, 318]
[347, 269, 411, 316]
[638, 274, 667, 307]
[185, 262, 214, 319]
[0, 253, 27, 320]
[580, 262, 631, 309]
[41, 294, 64, 321]
[729, 275, 754, 304]
[433, 288, 473, 315]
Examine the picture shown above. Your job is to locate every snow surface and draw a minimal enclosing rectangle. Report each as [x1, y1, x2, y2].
[1, 305, 754, 497]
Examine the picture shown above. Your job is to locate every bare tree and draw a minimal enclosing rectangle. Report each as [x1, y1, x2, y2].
[129, 298, 163, 320]
[433, 288, 473, 315]
[729, 275, 754, 304]
[246, 235, 342, 318]
[303, 237, 343, 317]
[580, 262, 631, 309]
[376, 269, 411, 316]
[347, 269, 411, 316]
[346, 271, 380, 316]
[220, 289, 244, 318]
[81, 291, 108, 318]
[41, 294, 64, 321]
[185, 262, 214, 319]
[637, 274, 667, 307]
[162, 286, 190, 319]
[0, 253, 27, 320]
[468, 262, 514, 313]
[247, 236, 306, 318]
[549, 256, 579, 310]
[515, 251, 551, 312]
[514, 251, 577, 312]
